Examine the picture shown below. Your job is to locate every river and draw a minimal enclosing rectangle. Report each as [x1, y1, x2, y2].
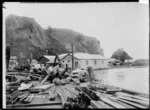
[94, 66, 149, 94]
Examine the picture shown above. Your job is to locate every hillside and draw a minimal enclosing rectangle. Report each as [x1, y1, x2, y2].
[132, 59, 149, 66]
[45, 27, 103, 54]
[6, 14, 104, 65]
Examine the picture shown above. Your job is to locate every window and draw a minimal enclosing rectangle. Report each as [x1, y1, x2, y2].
[86, 60, 88, 65]
[68, 60, 70, 62]
[63, 60, 64, 63]
[94, 60, 97, 65]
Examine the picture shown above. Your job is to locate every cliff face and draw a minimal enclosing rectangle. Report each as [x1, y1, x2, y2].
[6, 14, 104, 65]
[46, 28, 103, 54]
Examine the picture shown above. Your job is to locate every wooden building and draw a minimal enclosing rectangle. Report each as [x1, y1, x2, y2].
[9, 56, 18, 69]
[38, 55, 59, 66]
[60, 53, 109, 69]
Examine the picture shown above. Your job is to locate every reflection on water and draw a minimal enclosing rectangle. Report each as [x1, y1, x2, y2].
[94, 67, 149, 94]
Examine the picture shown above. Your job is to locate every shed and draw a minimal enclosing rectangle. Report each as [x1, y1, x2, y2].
[38, 55, 59, 66]
[60, 52, 110, 69]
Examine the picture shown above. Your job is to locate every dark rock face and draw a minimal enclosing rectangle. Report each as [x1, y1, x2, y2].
[6, 14, 104, 65]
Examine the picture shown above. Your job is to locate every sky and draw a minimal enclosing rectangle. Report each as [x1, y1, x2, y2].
[3, 2, 149, 59]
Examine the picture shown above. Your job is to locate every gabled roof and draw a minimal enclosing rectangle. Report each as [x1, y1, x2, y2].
[74, 53, 107, 60]
[43, 55, 56, 60]
[59, 53, 70, 60]
[42, 55, 58, 63]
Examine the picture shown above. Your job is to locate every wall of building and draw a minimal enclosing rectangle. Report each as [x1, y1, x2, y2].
[9, 59, 18, 69]
[78, 59, 109, 69]
[61, 55, 78, 69]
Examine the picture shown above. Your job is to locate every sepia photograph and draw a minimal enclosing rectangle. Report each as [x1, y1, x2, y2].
[3, 1, 149, 109]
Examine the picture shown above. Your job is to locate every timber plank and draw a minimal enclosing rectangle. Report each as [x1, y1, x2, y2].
[97, 100, 114, 108]
[117, 98, 147, 108]
[116, 92, 149, 102]
[108, 96, 136, 109]
[100, 97, 127, 108]
[117, 95, 149, 107]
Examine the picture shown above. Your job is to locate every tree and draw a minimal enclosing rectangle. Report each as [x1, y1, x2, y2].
[111, 48, 132, 63]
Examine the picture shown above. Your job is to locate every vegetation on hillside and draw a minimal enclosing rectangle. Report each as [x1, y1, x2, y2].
[6, 14, 104, 66]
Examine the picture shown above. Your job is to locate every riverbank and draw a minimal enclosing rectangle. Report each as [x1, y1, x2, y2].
[93, 65, 149, 71]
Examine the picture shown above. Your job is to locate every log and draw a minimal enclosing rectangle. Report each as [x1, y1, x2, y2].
[97, 100, 114, 108]
[11, 91, 20, 100]
[90, 100, 104, 108]
[19, 93, 30, 102]
[56, 89, 66, 106]
[10, 90, 18, 97]
[115, 92, 149, 102]
[63, 86, 77, 98]
[100, 97, 127, 108]
[117, 95, 149, 107]
[38, 74, 50, 86]
[24, 94, 32, 103]
[28, 94, 35, 103]
[61, 86, 72, 98]
[30, 89, 43, 93]
[121, 88, 149, 98]
[108, 96, 135, 108]
[10, 90, 18, 99]
[117, 98, 147, 108]
[106, 88, 122, 93]
[11, 92, 22, 104]
[6, 102, 62, 108]
[18, 93, 29, 99]
[95, 91, 106, 98]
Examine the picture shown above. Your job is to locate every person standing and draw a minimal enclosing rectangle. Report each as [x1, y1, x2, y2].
[6, 43, 11, 70]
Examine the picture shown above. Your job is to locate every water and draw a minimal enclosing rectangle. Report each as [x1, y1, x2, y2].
[94, 67, 149, 94]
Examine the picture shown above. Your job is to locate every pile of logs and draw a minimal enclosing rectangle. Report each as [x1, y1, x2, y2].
[6, 89, 35, 105]
[86, 83, 149, 109]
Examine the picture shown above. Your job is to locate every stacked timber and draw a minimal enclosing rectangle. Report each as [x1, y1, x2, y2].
[85, 83, 149, 109]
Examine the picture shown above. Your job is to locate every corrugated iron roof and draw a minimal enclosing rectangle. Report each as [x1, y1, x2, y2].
[43, 55, 56, 60]
[74, 53, 107, 60]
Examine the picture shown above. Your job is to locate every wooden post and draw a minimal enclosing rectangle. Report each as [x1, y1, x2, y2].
[53, 56, 57, 67]
[87, 66, 95, 82]
[65, 64, 68, 72]
[30, 53, 32, 70]
[72, 43, 74, 70]
[6, 44, 11, 70]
